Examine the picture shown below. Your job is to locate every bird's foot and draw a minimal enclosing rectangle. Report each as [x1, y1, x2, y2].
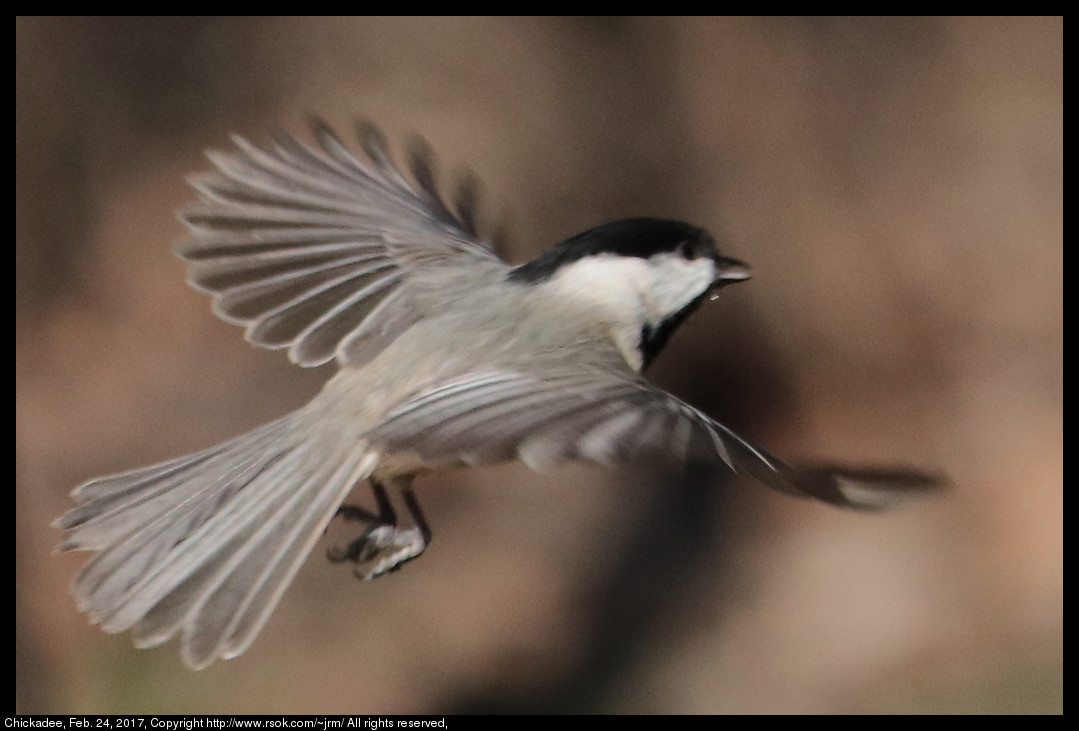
[327, 483, 430, 580]
[327, 522, 428, 580]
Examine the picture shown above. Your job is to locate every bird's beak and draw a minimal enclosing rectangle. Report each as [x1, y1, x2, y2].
[708, 256, 751, 300]
[715, 255, 752, 283]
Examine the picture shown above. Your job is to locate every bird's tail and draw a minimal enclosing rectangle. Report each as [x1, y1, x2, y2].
[54, 409, 377, 669]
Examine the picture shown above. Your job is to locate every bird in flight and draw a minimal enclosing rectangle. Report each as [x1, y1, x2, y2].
[55, 120, 941, 669]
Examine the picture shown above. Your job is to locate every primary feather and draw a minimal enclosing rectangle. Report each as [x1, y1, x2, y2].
[178, 121, 500, 368]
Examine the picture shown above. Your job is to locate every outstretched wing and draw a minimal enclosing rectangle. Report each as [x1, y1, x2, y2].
[369, 370, 942, 510]
[178, 120, 504, 368]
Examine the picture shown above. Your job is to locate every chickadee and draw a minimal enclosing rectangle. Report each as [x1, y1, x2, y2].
[55, 120, 940, 669]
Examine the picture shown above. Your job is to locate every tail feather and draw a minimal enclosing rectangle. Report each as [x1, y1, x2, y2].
[130, 470, 319, 655]
[58, 423, 287, 552]
[66, 422, 304, 620]
[182, 452, 375, 667]
[177, 444, 375, 668]
[91, 447, 309, 632]
[55, 411, 377, 668]
[131, 545, 241, 648]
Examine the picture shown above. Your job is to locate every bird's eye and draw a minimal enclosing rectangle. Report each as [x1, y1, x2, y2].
[678, 239, 699, 259]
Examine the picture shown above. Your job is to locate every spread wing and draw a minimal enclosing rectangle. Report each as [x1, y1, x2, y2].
[178, 120, 503, 368]
[369, 370, 941, 510]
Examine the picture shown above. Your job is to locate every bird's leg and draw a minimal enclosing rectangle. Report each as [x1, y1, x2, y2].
[327, 482, 396, 563]
[327, 477, 431, 580]
[338, 481, 396, 525]
[402, 486, 432, 546]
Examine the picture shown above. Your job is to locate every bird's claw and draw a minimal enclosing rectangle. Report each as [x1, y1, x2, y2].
[328, 517, 427, 579]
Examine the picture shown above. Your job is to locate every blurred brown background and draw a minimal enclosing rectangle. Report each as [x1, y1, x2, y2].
[16, 17, 1061, 714]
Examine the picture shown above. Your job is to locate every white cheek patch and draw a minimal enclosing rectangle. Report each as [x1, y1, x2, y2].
[547, 253, 717, 371]
[640, 253, 716, 325]
[548, 254, 652, 316]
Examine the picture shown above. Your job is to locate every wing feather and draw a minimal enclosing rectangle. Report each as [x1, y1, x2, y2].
[370, 370, 942, 509]
[179, 120, 503, 368]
